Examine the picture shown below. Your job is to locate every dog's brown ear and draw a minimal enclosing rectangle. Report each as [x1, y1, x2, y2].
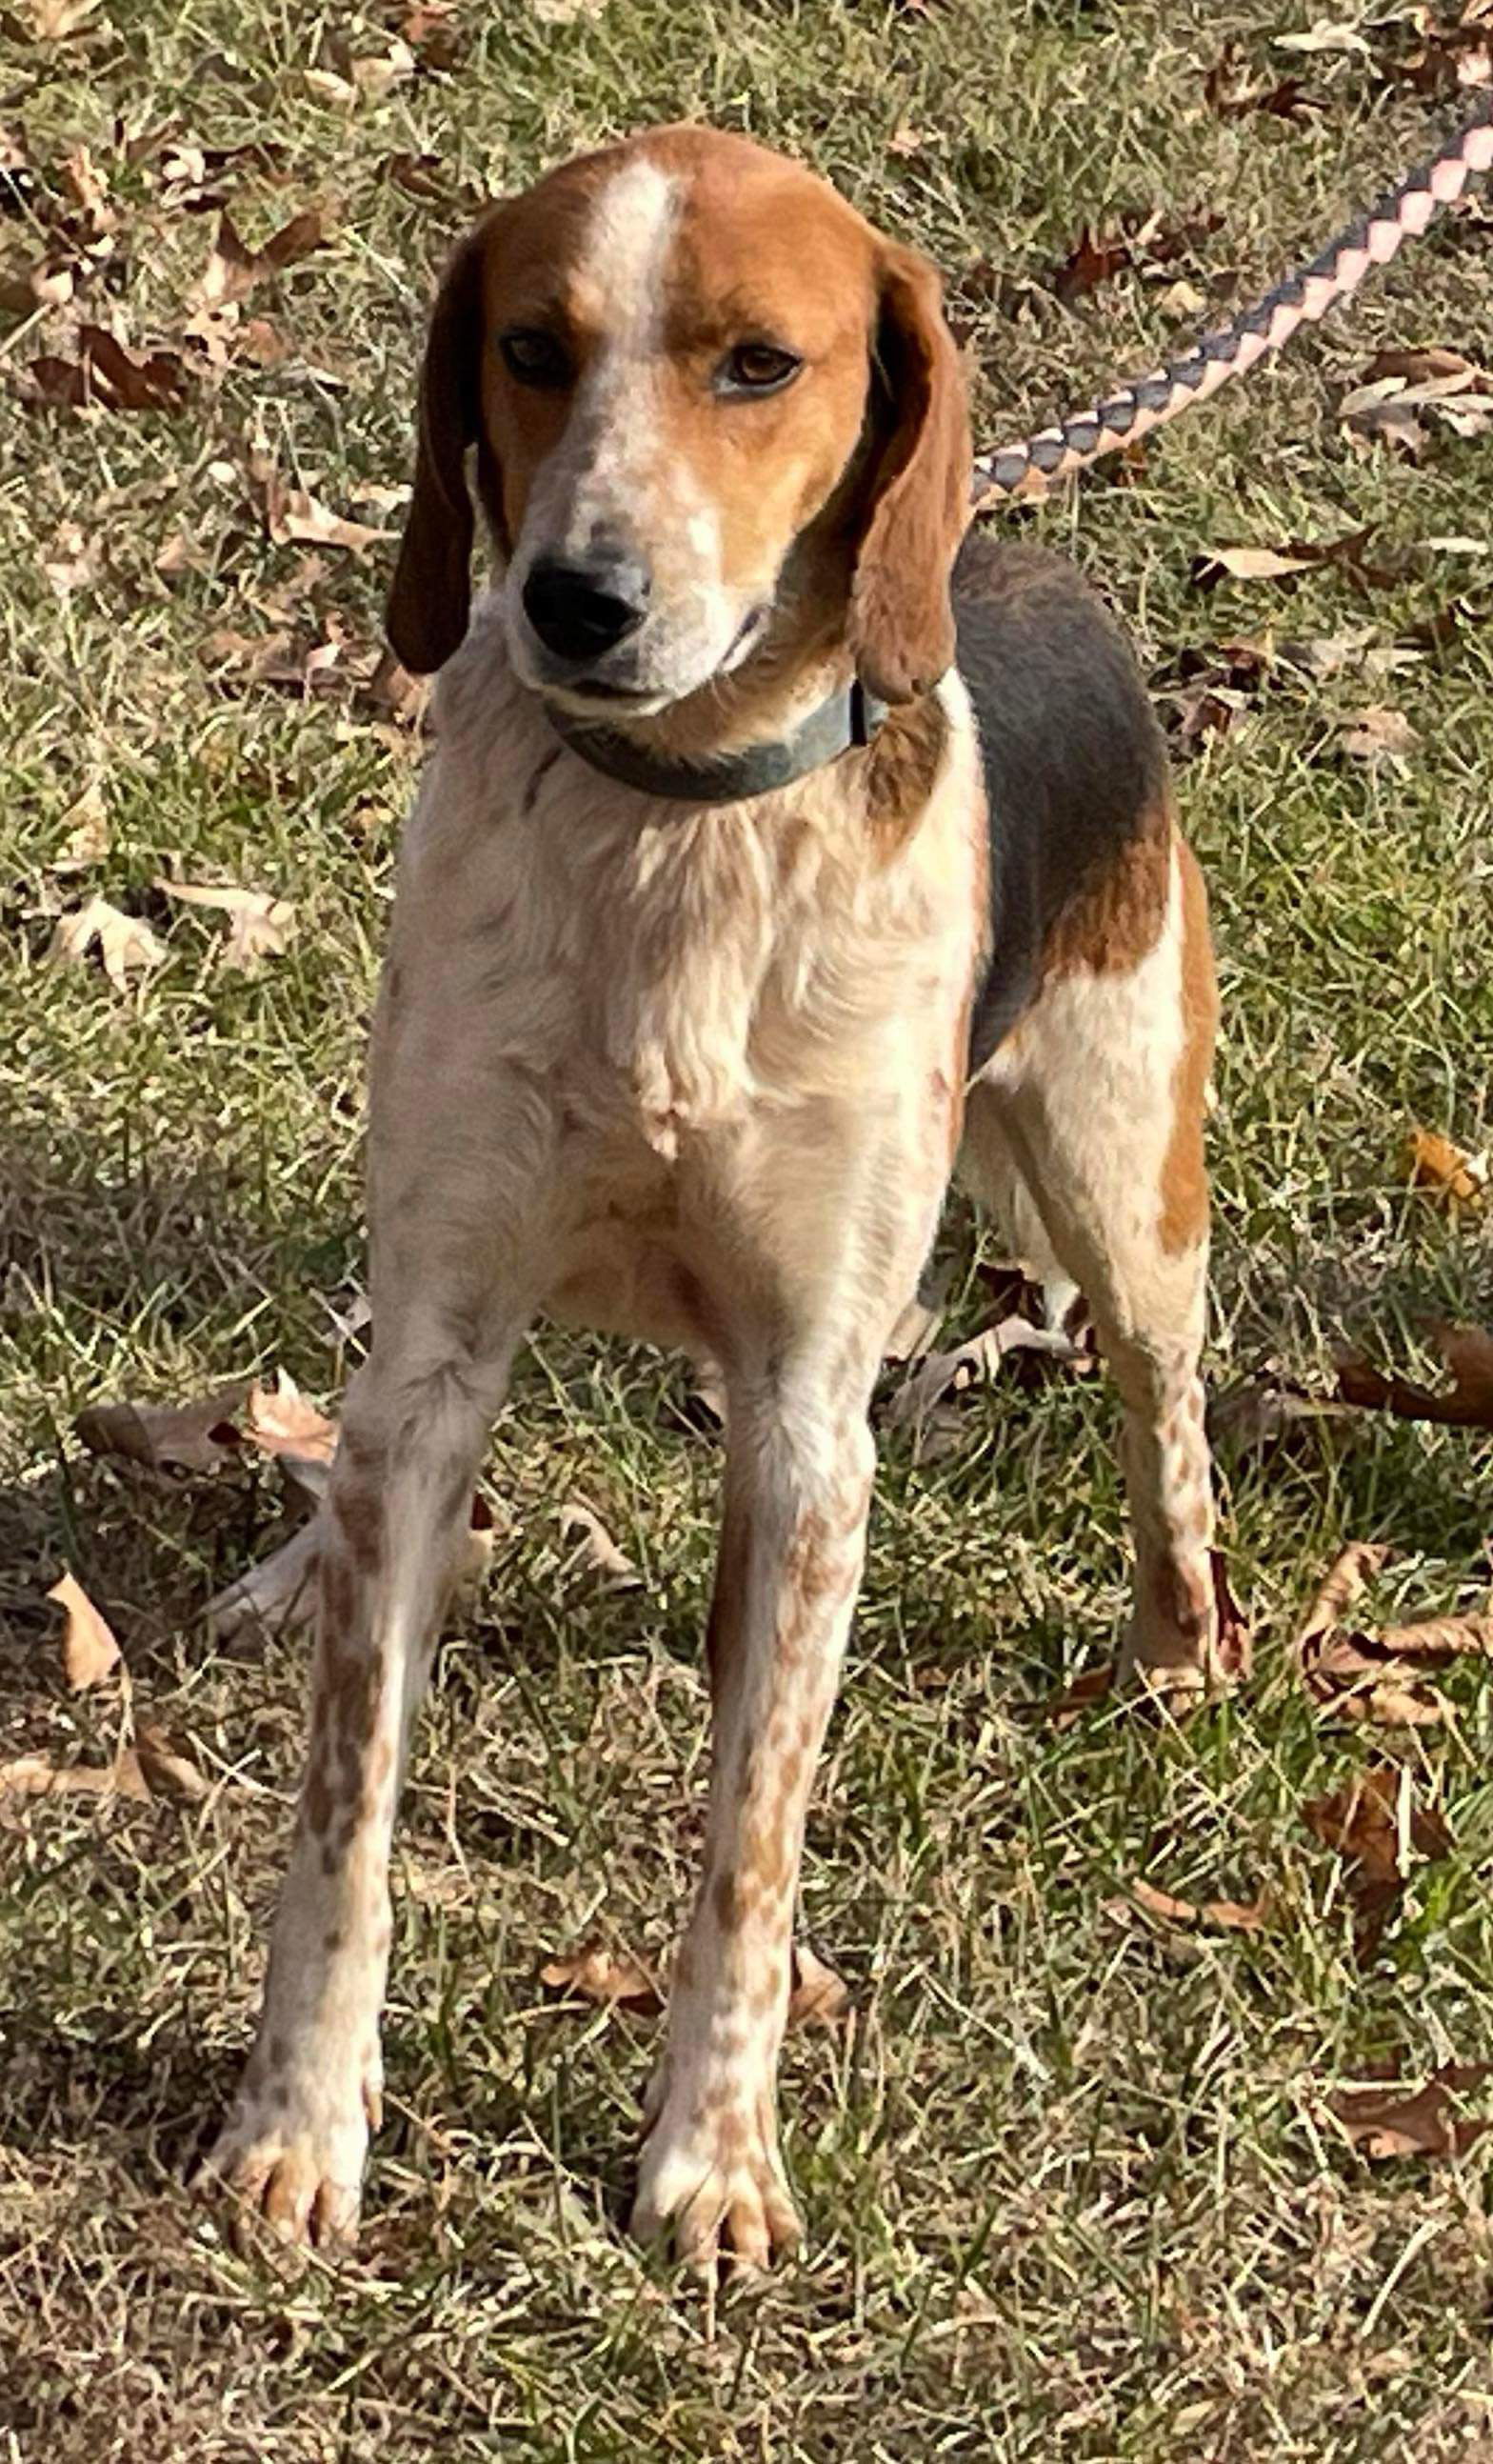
[386, 227, 491, 676]
[847, 245, 970, 705]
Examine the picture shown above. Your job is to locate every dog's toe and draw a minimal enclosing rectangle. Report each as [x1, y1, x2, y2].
[631, 2092, 801, 2278]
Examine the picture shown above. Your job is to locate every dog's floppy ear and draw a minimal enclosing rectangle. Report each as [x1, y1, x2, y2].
[847, 245, 970, 705]
[386, 225, 492, 676]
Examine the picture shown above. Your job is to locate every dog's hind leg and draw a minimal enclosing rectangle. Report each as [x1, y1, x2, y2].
[960, 837, 1223, 1699]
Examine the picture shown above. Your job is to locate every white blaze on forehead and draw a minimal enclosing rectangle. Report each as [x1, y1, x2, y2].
[580, 154, 678, 353]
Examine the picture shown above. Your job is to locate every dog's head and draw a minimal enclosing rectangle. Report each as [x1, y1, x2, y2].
[386, 125, 969, 714]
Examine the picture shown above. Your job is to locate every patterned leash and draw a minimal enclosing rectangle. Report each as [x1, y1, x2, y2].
[971, 93, 1493, 507]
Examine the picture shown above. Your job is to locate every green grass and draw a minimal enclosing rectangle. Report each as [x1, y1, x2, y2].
[2, 2, 1492, 2455]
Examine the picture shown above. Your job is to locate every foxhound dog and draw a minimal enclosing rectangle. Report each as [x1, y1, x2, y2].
[207, 125, 1223, 2274]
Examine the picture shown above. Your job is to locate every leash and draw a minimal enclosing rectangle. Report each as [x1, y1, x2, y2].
[971, 93, 1493, 507]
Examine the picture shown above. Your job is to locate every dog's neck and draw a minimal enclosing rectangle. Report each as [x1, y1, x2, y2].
[534, 510, 897, 804]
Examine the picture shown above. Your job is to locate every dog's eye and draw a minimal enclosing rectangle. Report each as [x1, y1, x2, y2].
[499, 328, 571, 388]
[720, 342, 802, 395]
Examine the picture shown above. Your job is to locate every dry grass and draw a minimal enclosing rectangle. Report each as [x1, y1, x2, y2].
[2, 2, 1492, 2456]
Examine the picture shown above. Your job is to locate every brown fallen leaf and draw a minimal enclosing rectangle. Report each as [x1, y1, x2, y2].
[1207, 1374, 1354, 1457]
[1376, 1613, 1493, 1660]
[1212, 1550, 1253, 1682]
[266, 485, 391, 557]
[1191, 531, 1406, 595]
[1305, 1634, 1449, 1728]
[1192, 544, 1318, 586]
[53, 781, 110, 871]
[155, 876, 296, 971]
[1338, 704, 1418, 763]
[50, 895, 168, 992]
[26, 326, 191, 413]
[1299, 1541, 1394, 1655]
[1203, 42, 1323, 117]
[787, 1942, 851, 2027]
[402, 1, 465, 68]
[1405, 1126, 1485, 1211]
[133, 1723, 210, 1804]
[1129, 1877, 1267, 1932]
[1327, 2064, 1493, 2158]
[886, 1314, 1090, 1429]
[1051, 225, 1133, 304]
[25, 0, 104, 38]
[0, 1751, 149, 1803]
[1045, 1663, 1115, 1728]
[241, 1372, 338, 1498]
[1336, 1324, 1493, 1432]
[1294, 1543, 1478, 1728]
[560, 1499, 642, 1590]
[1303, 1761, 1451, 1959]
[74, 1381, 249, 1474]
[48, 1571, 121, 1689]
[192, 206, 328, 310]
[540, 1939, 661, 2013]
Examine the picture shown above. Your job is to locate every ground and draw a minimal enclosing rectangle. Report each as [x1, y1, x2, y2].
[2, 2, 1492, 2456]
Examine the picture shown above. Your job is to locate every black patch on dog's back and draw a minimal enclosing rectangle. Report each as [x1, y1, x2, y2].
[954, 531, 1169, 1073]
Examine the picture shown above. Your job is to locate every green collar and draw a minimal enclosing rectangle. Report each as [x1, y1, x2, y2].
[545, 679, 888, 805]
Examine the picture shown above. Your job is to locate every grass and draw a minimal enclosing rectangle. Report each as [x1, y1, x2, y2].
[2, 0, 1492, 2454]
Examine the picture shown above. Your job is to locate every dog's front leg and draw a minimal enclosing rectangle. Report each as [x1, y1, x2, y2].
[204, 1309, 526, 2245]
[633, 1361, 876, 2274]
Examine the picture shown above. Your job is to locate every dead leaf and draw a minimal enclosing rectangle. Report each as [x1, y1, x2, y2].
[26, 326, 190, 413]
[1212, 1551, 1253, 1682]
[1338, 705, 1418, 762]
[1204, 43, 1324, 117]
[402, 2, 465, 68]
[74, 1381, 249, 1474]
[155, 876, 296, 970]
[0, 1751, 149, 1803]
[884, 1292, 944, 1365]
[887, 1315, 1090, 1429]
[540, 1939, 661, 2013]
[1405, 1126, 1485, 1211]
[1336, 1324, 1493, 1432]
[133, 1723, 210, 1804]
[1129, 1877, 1267, 1932]
[25, 0, 104, 37]
[1192, 544, 1319, 586]
[1207, 1374, 1354, 1457]
[1299, 1542, 1393, 1655]
[1303, 1761, 1451, 1959]
[240, 1372, 338, 1495]
[1191, 531, 1405, 595]
[47, 1571, 120, 1689]
[1051, 225, 1132, 304]
[787, 1943, 851, 2027]
[265, 482, 390, 557]
[1327, 2064, 1493, 2158]
[887, 122, 925, 156]
[529, 0, 610, 19]
[1045, 1663, 1115, 1728]
[560, 1499, 641, 1590]
[1294, 1544, 1478, 1729]
[1274, 18, 1369, 55]
[1375, 1613, 1493, 1660]
[50, 895, 168, 992]
[192, 206, 328, 309]
[53, 781, 109, 871]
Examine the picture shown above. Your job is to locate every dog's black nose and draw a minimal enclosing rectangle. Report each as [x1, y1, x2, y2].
[522, 555, 649, 663]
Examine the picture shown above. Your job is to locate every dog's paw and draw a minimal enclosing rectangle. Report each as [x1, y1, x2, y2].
[199, 2046, 380, 2250]
[631, 2082, 801, 2276]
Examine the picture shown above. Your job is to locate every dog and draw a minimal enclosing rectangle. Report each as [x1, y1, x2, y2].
[206, 123, 1223, 2273]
